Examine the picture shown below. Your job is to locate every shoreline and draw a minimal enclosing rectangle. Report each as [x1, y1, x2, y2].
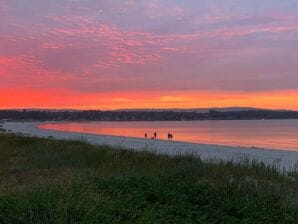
[2, 121, 298, 172]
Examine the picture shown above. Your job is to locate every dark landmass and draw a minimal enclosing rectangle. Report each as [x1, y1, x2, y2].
[1, 109, 298, 121]
[114, 107, 259, 113]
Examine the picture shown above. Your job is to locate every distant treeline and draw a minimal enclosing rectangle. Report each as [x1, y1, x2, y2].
[1, 109, 298, 121]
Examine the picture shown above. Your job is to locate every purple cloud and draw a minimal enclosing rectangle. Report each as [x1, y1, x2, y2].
[1, 0, 298, 95]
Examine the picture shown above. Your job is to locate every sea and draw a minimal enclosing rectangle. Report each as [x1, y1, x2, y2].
[39, 119, 298, 151]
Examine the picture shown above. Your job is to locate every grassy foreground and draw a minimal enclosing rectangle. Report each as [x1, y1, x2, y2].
[0, 134, 297, 224]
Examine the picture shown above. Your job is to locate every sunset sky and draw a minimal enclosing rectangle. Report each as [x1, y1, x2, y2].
[1, 0, 298, 110]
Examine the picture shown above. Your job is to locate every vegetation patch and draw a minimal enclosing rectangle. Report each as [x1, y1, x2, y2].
[0, 134, 297, 223]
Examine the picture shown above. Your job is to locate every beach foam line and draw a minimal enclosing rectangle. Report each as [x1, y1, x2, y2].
[2, 121, 298, 172]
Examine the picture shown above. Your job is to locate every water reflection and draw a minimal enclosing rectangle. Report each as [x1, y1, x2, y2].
[39, 120, 298, 151]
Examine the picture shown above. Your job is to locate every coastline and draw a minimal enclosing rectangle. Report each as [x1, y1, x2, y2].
[2, 121, 298, 172]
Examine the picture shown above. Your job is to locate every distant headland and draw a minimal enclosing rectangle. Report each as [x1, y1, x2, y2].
[1, 107, 298, 121]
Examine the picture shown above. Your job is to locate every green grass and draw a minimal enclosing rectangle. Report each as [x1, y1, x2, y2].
[0, 134, 297, 223]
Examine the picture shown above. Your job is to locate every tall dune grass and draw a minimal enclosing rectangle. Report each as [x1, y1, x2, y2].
[0, 134, 297, 223]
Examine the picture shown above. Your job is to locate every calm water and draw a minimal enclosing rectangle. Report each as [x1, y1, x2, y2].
[39, 120, 298, 151]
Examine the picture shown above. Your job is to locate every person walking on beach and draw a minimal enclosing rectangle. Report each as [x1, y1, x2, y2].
[154, 132, 157, 139]
[144, 133, 147, 138]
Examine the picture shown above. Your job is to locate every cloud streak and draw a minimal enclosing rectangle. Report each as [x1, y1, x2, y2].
[1, 0, 298, 109]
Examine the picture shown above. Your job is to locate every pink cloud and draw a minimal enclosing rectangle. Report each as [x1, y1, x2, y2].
[1, 0, 298, 99]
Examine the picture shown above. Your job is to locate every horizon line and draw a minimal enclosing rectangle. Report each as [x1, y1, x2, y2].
[0, 107, 296, 112]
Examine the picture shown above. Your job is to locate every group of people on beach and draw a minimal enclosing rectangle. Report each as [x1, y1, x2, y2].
[144, 132, 173, 140]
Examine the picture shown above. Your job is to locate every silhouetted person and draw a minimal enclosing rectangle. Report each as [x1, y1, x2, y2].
[144, 133, 147, 138]
[154, 132, 157, 139]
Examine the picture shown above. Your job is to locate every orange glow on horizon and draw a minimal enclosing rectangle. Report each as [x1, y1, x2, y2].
[0, 88, 298, 111]
[1, 0, 298, 113]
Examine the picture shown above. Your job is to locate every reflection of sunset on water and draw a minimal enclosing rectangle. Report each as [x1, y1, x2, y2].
[40, 120, 298, 151]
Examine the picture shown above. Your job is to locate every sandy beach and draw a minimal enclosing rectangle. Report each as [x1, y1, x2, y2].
[2, 121, 298, 172]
